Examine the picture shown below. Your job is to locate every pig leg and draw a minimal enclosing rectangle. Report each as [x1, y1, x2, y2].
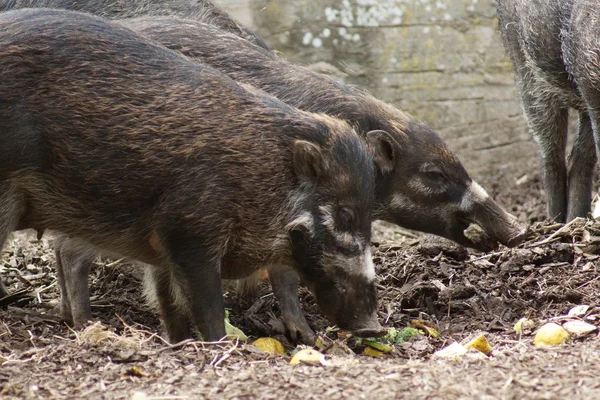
[144, 264, 193, 343]
[567, 111, 597, 221]
[54, 236, 95, 328]
[177, 261, 226, 342]
[157, 233, 226, 341]
[54, 238, 73, 324]
[520, 89, 569, 222]
[0, 185, 25, 297]
[268, 265, 316, 345]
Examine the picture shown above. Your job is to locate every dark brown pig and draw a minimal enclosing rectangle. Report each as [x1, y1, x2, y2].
[0, 0, 269, 303]
[0, 8, 386, 342]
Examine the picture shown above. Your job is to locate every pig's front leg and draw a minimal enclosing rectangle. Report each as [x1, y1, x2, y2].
[268, 265, 316, 345]
[144, 264, 193, 344]
[163, 238, 226, 342]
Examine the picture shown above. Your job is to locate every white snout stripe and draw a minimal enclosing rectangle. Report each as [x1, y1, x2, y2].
[460, 181, 490, 212]
[363, 248, 376, 280]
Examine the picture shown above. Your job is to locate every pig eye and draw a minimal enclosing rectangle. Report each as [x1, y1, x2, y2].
[338, 208, 354, 227]
[424, 170, 445, 181]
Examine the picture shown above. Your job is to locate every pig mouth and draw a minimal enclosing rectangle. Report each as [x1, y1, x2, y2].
[449, 218, 497, 252]
[454, 216, 528, 252]
[352, 327, 388, 338]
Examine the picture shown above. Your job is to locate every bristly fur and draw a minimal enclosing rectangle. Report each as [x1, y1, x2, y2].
[0, 0, 269, 50]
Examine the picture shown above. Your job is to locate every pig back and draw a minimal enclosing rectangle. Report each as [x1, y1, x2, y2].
[0, 9, 329, 255]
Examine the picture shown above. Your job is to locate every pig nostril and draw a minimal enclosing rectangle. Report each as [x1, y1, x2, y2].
[506, 227, 530, 247]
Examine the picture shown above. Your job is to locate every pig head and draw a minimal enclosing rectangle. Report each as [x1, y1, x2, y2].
[370, 121, 528, 251]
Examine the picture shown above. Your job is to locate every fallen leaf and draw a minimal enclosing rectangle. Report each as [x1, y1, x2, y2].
[224, 310, 248, 342]
[563, 320, 597, 337]
[464, 334, 491, 355]
[409, 320, 440, 338]
[290, 349, 326, 366]
[567, 305, 590, 318]
[361, 338, 392, 353]
[534, 323, 570, 347]
[363, 347, 385, 357]
[121, 367, 149, 378]
[225, 319, 248, 342]
[513, 318, 535, 334]
[252, 338, 285, 355]
[325, 341, 355, 356]
[433, 342, 467, 359]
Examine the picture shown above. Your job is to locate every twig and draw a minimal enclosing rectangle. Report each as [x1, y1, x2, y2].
[211, 339, 239, 367]
[36, 281, 57, 294]
[576, 275, 600, 290]
[467, 250, 505, 263]
[28, 330, 37, 349]
[2, 321, 12, 336]
[156, 338, 196, 353]
[527, 217, 584, 247]
[104, 258, 124, 268]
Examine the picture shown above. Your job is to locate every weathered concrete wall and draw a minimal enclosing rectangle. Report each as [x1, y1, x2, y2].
[220, 0, 539, 183]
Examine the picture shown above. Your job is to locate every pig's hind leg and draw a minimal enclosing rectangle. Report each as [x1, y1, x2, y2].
[54, 236, 96, 328]
[519, 82, 569, 222]
[0, 183, 26, 294]
[566, 111, 597, 221]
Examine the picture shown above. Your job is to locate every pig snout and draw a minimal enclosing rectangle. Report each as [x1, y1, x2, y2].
[310, 267, 384, 338]
[350, 317, 386, 338]
[334, 296, 385, 338]
[460, 181, 528, 249]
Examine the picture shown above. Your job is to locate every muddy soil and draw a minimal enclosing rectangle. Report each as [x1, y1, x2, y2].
[2, 168, 600, 400]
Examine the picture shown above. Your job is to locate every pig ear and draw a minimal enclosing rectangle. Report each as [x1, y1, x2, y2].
[366, 130, 395, 174]
[293, 140, 324, 182]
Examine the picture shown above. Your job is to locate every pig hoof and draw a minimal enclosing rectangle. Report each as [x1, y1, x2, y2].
[60, 314, 74, 327]
[72, 318, 93, 330]
[286, 323, 316, 346]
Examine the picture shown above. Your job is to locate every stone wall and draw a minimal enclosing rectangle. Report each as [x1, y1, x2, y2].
[220, 0, 539, 183]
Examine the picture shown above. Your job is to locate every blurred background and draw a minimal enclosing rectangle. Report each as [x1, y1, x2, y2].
[218, 0, 536, 183]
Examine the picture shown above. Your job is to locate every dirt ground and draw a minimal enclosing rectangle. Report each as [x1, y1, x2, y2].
[2, 165, 600, 400]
